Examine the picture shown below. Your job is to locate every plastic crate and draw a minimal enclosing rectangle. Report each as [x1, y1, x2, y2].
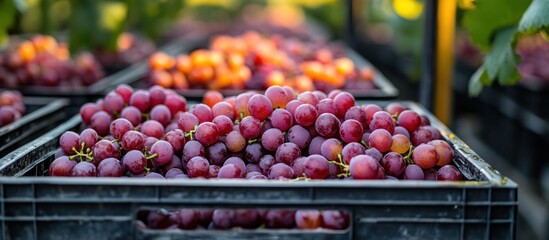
[0, 102, 516, 240]
[0, 97, 69, 158]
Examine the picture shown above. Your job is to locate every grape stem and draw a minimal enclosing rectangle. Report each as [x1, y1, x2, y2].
[69, 142, 94, 162]
[184, 125, 198, 140]
[403, 145, 414, 165]
[247, 139, 258, 144]
[146, 153, 158, 160]
[361, 140, 369, 148]
[328, 153, 350, 178]
[292, 173, 311, 181]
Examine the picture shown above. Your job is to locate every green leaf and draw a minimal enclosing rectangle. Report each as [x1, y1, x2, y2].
[462, 0, 531, 51]
[518, 0, 549, 34]
[12, 0, 26, 12]
[484, 27, 521, 85]
[469, 65, 490, 96]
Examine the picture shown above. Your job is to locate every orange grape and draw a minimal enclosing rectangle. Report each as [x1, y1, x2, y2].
[204, 90, 224, 108]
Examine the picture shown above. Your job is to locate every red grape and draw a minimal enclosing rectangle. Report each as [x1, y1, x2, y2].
[49, 156, 77, 176]
[333, 92, 355, 118]
[412, 144, 438, 169]
[123, 150, 147, 174]
[381, 152, 406, 177]
[261, 128, 285, 151]
[59, 131, 80, 154]
[275, 142, 301, 165]
[308, 136, 327, 155]
[369, 111, 395, 134]
[295, 210, 322, 229]
[212, 102, 235, 120]
[340, 119, 364, 143]
[71, 162, 97, 177]
[150, 140, 175, 165]
[397, 110, 421, 133]
[195, 122, 219, 146]
[121, 130, 146, 151]
[270, 108, 293, 131]
[316, 98, 337, 115]
[239, 116, 261, 139]
[140, 120, 164, 139]
[150, 104, 172, 126]
[403, 164, 424, 180]
[342, 142, 365, 164]
[248, 94, 273, 121]
[294, 104, 318, 127]
[120, 106, 142, 126]
[225, 131, 246, 153]
[97, 158, 123, 177]
[186, 156, 209, 178]
[192, 104, 213, 123]
[436, 165, 463, 181]
[110, 118, 133, 140]
[349, 155, 382, 180]
[212, 115, 233, 136]
[206, 142, 228, 166]
[320, 138, 342, 161]
[368, 129, 392, 153]
[315, 113, 340, 138]
[428, 140, 454, 166]
[321, 210, 349, 230]
[178, 112, 199, 133]
[90, 111, 112, 136]
[304, 154, 329, 179]
[286, 125, 311, 150]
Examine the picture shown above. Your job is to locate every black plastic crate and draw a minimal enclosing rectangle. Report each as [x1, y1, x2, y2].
[0, 102, 516, 240]
[0, 97, 69, 158]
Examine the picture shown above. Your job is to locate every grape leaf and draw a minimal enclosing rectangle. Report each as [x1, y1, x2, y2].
[518, 0, 549, 34]
[462, 0, 530, 51]
[484, 27, 521, 85]
[468, 65, 490, 96]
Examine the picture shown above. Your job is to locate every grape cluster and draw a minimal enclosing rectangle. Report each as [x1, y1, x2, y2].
[146, 31, 376, 92]
[139, 208, 349, 231]
[516, 34, 549, 85]
[50, 84, 188, 177]
[0, 35, 104, 88]
[50, 85, 462, 182]
[0, 90, 25, 127]
[93, 33, 155, 71]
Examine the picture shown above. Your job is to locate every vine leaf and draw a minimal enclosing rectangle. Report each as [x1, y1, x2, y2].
[518, 0, 549, 34]
[462, 0, 530, 51]
[483, 27, 521, 85]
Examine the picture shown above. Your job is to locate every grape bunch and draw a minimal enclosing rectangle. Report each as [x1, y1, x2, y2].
[93, 33, 155, 71]
[0, 35, 104, 88]
[0, 90, 26, 127]
[146, 31, 376, 92]
[49, 85, 462, 182]
[50, 84, 188, 177]
[139, 208, 349, 231]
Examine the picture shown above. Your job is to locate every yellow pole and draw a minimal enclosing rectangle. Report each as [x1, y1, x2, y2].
[434, 0, 456, 125]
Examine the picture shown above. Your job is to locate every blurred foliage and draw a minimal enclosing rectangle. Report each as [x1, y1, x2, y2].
[464, 0, 549, 96]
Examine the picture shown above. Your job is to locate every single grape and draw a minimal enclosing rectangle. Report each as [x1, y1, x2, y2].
[245, 143, 264, 164]
[265, 85, 290, 108]
[285, 100, 302, 118]
[195, 122, 219, 146]
[275, 142, 301, 165]
[192, 104, 213, 123]
[248, 94, 273, 121]
[150, 104, 172, 126]
[235, 92, 254, 118]
[186, 156, 209, 178]
[103, 92, 124, 115]
[197, 209, 214, 226]
[150, 140, 174, 165]
[369, 111, 395, 134]
[203, 90, 223, 107]
[297, 91, 319, 106]
[270, 108, 293, 131]
[246, 163, 261, 173]
[144, 172, 165, 179]
[49, 156, 77, 176]
[218, 164, 243, 179]
[110, 118, 134, 140]
[304, 155, 329, 179]
[316, 98, 337, 115]
[206, 142, 228, 166]
[394, 126, 411, 139]
[385, 103, 405, 116]
[232, 209, 259, 229]
[342, 142, 365, 164]
[291, 157, 306, 178]
[60, 131, 80, 155]
[321, 210, 350, 230]
[148, 85, 166, 106]
[259, 155, 275, 175]
[182, 140, 205, 162]
[121, 130, 146, 151]
[333, 92, 355, 118]
[80, 103, 99, 125]
[212, 115, 233, 137]
[223, 157, 247, 178]
[265, 210, 296, 229]
[71, 162, 97, 177]
[345, 106, 368, 127]
[144, 137, 158, 151]
[420, 115, 431, 126]
[121, 106, 142, 126]
[403, 164, 424, 180]
[177, 112, 199, 133]
[212, 102, 235, 120]
[340, 119, 364, 143]
[212, 209, 233, 229]
[286, 125, 311, 150]
[391, 134, 411, 154]
[176, 209, 198, 230]
[424, 168, 437, 181]
[90, 111, 112, 136]
[349, 155, 382, 180]
[123, 150, 147, 174]
[130, 90, 150, 112]
[268, 163, 295, 179]
[397, 110, 421, 133]
[140, 120, 164, 139]
[93, 140, 117, 164]
[97, 158, 123, 177]
[166, 168, 184, 179]
[368, 129, 392, 153]
[436, 165, 463, 181]
[147, 210, 171, 229]
[320, 138, 343, 161]
[308, 136, 327, 155]
[362, 104, 382, 126]
[312, 91, 327, 100]
[294, 104, 318, 127]
[381, 152, 406, 178]
[261, 128, 285, 152]
[164, 130, 186, 154]
[225, 131, 246, 153]
[411, 127, 435, 146]
[239, 116, 261, 139]
[295, 210, 322, 229]
[412, 144, 438, 169]
[165, 95, 187, 116]
[315, 113, 340, 138]
[424, 126, 442, 140]
[428, 140, 454, 166]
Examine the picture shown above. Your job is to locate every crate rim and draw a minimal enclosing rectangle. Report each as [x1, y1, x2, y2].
[0, 97, 69, 136]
